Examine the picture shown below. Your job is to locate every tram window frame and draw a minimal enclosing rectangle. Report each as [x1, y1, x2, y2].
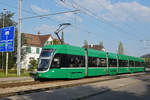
[51, 53, 85, 68]
[88, 57, 107, 67]
[108, 59, 117, 67]
[88, 57, 97, 67]
[119, 60, 128, 67]
[129, 61, 134, 67]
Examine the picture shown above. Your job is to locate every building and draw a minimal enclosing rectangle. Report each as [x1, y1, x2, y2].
[21, 32, 60, 69]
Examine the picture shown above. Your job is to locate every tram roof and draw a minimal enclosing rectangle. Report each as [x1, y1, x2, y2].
[87, 48, 106, 58]
[108, 52, 117, 59]
[134, 57, 144, 62]
[43, 45, 144, 62]
[128, 56, 134, 61]
[128, 56, 144, 62]
[43, 44, 85, 56]
[118, 54, 129, 60]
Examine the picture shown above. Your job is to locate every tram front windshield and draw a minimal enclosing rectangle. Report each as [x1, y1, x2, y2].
[37, 49, 54, 71]
[40, 49, 54, 57]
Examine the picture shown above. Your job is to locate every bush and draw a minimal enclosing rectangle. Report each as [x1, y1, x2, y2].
[28, 58, 38, 71]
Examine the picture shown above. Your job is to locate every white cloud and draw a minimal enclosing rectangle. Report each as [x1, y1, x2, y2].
[64, 12, 73, 17]
[104, 1, 150, 22]
[34, 24, 57, 34]
[60, 0, 150, 22]
[56, 12, 82, 23]
[54, 0, 82, 23]
[30, 5, 49, 14]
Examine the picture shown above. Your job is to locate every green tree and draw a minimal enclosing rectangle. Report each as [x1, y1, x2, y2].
[52, 39, 61, 45]
[28, 58, 38, 71]
[0, 11, 17, 28]
[118, 42, 124, 54]
[0, 11, 26, 69]
[99, 41, 104, 51]
[83, 40, 88, 48]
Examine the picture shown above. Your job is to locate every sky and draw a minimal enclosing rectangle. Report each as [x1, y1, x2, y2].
[0, 0, 150, 57]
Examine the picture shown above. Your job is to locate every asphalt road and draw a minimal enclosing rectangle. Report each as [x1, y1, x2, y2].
[1, 73, 150, 100]
[85, 75, 150, 100]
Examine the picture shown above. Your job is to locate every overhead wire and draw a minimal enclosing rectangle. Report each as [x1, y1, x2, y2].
[0, 0, 142, 45]
[56, 0, 143, 46]
[51, 0, 124, 42]
[22, 10, 79, 20]
[55, 0, 140, 42]
[95, 0, 144, 39]
[54, 0, 149, 55]
[0, 1, 34, 14]
[70, 0, 141, 40]
[0, 1, 74, 32]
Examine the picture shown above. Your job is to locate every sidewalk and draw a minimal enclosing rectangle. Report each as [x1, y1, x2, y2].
[0, 76, 34, 83]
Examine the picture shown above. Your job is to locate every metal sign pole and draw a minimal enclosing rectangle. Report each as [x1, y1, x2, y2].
[0, 26, 14, 76]
[6, 52, 8, 76]
[5, 31, 9, 76]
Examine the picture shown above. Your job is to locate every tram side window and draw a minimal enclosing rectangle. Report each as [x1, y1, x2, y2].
[129, 61, 134, 67]
[119, 60, 128, 67]
[88, 57, 107, 67]
[68, 55, 85, 67]
[51, 54, 62, 68]
[108, 59, 117, 67]
[51, 53, 85, 68]
[135, 61, 141, 67]
[100, 58, 107, 67]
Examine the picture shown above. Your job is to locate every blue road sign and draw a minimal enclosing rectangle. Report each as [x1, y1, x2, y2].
[0, 26, 14, 52]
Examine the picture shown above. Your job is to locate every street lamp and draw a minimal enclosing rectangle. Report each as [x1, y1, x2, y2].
[54, 23, 71, 44]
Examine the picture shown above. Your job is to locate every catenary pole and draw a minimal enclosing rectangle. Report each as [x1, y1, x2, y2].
[17, 0, 22, 76]
[74, 11, 77, 46]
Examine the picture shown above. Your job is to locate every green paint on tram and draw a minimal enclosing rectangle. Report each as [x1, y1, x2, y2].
[34, 44, 145, 80]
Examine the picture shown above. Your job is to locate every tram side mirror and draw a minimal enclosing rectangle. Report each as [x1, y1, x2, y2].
[54, 58, 59, 62]
[53, 58, 60, 68]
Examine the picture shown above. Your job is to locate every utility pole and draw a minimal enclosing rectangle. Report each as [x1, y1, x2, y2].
[74, 11, 77, 46]
[61, 31, 64, 44]
[140, 40, 150, 49]
[17, 0, 22, 76]
[88, 32, 90, 45]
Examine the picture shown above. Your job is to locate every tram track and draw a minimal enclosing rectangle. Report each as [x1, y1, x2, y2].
[0, 79, 68, 89]
[0, 72, 149, 98]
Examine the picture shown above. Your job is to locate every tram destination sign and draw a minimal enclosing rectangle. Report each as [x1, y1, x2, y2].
[0, 26, 15, 52]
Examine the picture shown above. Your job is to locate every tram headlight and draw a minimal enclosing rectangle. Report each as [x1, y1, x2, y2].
[39, 74, 42, 76]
